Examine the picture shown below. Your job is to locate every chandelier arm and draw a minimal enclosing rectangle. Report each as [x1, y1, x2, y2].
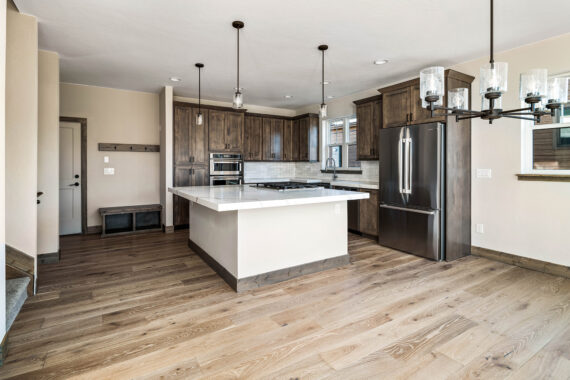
[456, 114, 485, 121]
[501, 107, 532, 114]
[502, 115, 538, 121]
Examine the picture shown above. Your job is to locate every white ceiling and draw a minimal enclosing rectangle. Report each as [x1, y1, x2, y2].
[15, 0, 570, 109]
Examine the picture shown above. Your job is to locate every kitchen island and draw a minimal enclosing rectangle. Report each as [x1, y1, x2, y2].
[169, 185, 369, 291]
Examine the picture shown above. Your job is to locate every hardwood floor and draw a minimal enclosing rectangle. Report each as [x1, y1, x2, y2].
[2, 230, 569, 379]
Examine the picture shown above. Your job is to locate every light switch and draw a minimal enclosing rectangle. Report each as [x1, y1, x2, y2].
[476, 224, 485, 234]
[476, 168, 492, 178]
[104, 167, 115, 175]
[104, 156, 109, 163]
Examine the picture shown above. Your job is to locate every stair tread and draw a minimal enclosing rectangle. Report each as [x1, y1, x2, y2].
[6, 277, 30, 331]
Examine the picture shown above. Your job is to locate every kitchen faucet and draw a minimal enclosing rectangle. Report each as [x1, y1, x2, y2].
[325, 157, 338, 180]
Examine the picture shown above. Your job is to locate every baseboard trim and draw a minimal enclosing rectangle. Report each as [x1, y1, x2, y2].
[471, 246, 569, 279]
[38, 250, 60, 264]
[6, 245, 34, 276]
[162, 224, 174, 233]
[188, 238, 351, 292]
[86, 225, 102, 235]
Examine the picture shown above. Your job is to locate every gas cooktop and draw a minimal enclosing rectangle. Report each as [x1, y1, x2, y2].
[251, 182, 323, 191]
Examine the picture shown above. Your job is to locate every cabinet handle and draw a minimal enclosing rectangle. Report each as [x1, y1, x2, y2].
[410, 112, 413, 121]
[406, 113, 409, 123]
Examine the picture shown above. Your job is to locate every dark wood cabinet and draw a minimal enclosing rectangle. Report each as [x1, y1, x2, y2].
[262, 118, 283, 161]
[282, 119, 298, 161]
[173, 166, 208, 227]
[297, 114, 319, 162]
[208, 110, 244, 152]
[354, 95, 382, 160]
[358, 189, 378, 237]
[244, 115, 263, 161]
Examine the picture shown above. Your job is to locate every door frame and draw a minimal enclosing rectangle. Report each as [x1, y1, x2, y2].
[60, 116, 88, 234]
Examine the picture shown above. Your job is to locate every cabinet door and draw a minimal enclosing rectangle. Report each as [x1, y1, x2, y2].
[191, 166, 208, 186]
[359, 189, 378, 236]
[298, 118, 309, 161]
[262, 118, 273, 160]
[382, 87, 410, 128]
[371, 99, 382, 159]
[291, 119, 300, 161]
[282, 120, 293, 161]
[173, 167, 191, 226]
[174, 106, 191, 166]
[226, 112, 244, 152]
[272, 119, 284, 160]
[307, 115, 319, 162]
[244, 116, 262, 160]
[208, 110, 227, 151]
[356, 103, 373, 160]
[190, 108, 209, 165]
[410, 81, 445, 125]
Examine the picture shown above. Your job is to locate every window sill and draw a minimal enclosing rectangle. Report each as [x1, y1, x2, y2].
[516, 174, 570, 182]
[321, 169, 363, 175]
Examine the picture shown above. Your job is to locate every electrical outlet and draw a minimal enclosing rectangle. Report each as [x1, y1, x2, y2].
[476, 169, 492, 178]
[476, 224, 485, 234]
[104, 156, 109, 163]
[104, 167, 115, 175]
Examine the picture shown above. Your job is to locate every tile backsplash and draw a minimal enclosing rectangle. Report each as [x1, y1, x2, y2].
[244, 161, 379, 182]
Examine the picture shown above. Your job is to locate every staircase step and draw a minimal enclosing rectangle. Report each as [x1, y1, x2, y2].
[6, 277, 30, 331]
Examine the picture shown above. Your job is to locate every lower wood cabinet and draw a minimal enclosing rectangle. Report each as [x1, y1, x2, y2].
[333, 186, 378, 237]
[173, 166, 208, 227]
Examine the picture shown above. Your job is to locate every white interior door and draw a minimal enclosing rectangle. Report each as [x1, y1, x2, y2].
[59, 122, 82, 235]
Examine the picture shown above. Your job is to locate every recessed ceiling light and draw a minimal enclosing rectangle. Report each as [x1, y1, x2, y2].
[284, 95, 293, 99]
[169, 77, 182, 82]
[374, 60, 389, 65]
[321, 81, 331, 85]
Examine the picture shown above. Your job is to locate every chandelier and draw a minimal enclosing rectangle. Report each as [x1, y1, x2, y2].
[420, 0, 568, 124]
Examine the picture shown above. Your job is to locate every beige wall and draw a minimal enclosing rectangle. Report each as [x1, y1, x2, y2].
[60, 83, 161, 227]
[6, 3, 38, 256]
[450, 33, 570, 267]
[1, 0, 7, 339]
[160, 86, 173, 228]
[37, 50, 59, 254]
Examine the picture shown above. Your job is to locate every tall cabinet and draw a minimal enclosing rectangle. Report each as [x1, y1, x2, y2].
[378, 69, 475, 261]
[354, 95, 382, 160]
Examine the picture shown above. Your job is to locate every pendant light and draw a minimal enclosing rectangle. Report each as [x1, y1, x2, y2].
[419, 0, 567, 124]
[318, 44, 328, 118]
[232, 21, 244, 109]
[195, 63, 204, 126]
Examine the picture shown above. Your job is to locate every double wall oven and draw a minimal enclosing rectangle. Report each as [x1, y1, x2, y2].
[209, 153, 244, 186]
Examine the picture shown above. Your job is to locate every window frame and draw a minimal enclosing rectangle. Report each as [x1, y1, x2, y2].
[322, 115, 361, 170]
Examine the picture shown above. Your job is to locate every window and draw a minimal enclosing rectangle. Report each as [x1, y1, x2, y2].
[324, 116, 361, 170]
[522, 75, 570, 173]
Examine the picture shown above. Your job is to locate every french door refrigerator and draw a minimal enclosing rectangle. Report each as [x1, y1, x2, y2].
[378, 122, 444, 261]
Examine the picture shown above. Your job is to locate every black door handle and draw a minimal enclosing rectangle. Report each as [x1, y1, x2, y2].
[69, 182, 80, 187]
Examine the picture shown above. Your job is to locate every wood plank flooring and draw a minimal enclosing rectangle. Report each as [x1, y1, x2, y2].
[1, 230, 568, 379]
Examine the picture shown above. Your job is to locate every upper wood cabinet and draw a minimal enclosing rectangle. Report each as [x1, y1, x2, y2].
[297, 114, 319, 162]
[173, 105, 209, 166]
[244, 115, 263, 161]
[354, 95, 382, 160]
[379, 70, 477, 128]
[208, 110, 244, 152]
[282, 119, 298, 161]
[262, 118, 283, 161]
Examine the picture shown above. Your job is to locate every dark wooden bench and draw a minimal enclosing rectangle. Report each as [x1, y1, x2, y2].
[99, 204, 162, 237]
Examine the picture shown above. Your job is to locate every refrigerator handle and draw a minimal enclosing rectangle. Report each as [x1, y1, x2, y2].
[407, 137, 413, 194]
[398, 133, 404, 194]
[403, 135, 411, 194]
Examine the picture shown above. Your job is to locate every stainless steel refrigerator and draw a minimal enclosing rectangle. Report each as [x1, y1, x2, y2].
[378, 122, 445, 261]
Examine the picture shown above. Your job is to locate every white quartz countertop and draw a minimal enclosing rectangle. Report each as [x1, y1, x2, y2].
[169, 185, 369, 212]
[244, 178, 379, 190]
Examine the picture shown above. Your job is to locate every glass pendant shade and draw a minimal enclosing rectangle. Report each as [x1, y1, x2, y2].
[481, 94, 502, 111]
[546, 77, 569, 105]
[196, 112, 203, 126]
[320, 103, 327, 118]
[233, 91, 243, 109]
[420, 66, 444, 107]
[448, 88, 469, 110]
[480, 62, 508, 95]
[519, 69, 548, 102]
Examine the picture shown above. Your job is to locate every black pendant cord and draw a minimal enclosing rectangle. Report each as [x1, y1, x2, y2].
[236, 29, 240, 92]
[321, 49, 324, 104]
[198, 66, 201, 112]
[490, 0, 494, 66]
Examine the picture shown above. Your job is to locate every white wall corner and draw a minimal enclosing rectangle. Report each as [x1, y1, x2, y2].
[160, 86, 174, 228]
